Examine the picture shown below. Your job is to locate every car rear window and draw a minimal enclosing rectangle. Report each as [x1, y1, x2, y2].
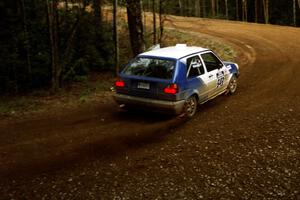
[123, 57, 175, 79]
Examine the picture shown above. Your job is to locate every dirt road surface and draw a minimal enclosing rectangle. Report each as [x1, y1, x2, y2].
[1, 17, 300, 199]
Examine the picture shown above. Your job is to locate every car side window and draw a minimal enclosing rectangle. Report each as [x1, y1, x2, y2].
[201, 52, 223, 72]
[186, 55, 204, 79]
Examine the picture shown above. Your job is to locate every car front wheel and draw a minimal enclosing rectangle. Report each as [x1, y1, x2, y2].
[226, 75, 237, 95]
[182, 95, 197, 118]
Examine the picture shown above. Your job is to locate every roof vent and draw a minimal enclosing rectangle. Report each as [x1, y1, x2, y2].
[175, 44, 187, 49]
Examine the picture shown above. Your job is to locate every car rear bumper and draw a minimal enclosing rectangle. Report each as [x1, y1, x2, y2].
[114, 93, 185, 115]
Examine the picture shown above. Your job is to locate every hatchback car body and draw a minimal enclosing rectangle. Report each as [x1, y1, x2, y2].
[114, 44, 239, 117]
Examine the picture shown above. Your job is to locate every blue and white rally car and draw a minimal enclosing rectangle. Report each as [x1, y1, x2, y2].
[114, 44, 239, 117]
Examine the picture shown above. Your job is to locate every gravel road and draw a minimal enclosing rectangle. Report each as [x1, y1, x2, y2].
[0, 16, 300, 199]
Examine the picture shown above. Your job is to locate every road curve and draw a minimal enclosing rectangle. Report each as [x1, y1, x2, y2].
[0, 17, 300, 199]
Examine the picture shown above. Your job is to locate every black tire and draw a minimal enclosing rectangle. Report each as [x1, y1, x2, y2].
[226, 75, 238, 95]
[182, 95, 197, 118]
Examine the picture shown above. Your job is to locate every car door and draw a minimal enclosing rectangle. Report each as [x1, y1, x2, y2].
[200, 52, 226, 98]
[184, 55, 211, 103]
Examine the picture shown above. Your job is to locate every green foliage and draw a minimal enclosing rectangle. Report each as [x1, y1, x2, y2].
[0, 0, 114, 94]
[59, 10, 115, 84]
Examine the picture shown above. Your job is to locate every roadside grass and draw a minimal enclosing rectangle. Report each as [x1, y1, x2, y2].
[77, 74, 114, 103]
[0, 29, 237, 117]
[0, 96, 40, 115]
[162, 28, 237, 61]
[0, 73, 115, 117]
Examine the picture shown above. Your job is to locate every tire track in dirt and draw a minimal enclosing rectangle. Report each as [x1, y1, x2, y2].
[0, 102, 187, 178]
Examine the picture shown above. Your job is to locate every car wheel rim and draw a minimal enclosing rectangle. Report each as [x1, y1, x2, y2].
[229, 78, 237, 93]
[185, 97, 196, 117]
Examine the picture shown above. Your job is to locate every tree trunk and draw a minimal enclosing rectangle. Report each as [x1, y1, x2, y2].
[211, 0, 216, 17]
[198, 0, 202, 17]
[195, 0, 201, 17]
[65, 0, 68, 11]
[147, 0, 150, 11]
[20, 0, 32, 85]
[236, 0, 239, 20]
[113, 0, 119, 74]
[158, 0, 164, 44]
[263, 0, 269, 24]
[46, 0, 61, 93]
[185, 0, 188, 16]
[242, 0, 247, 22]
[293, 0, 296, 26]
[93, 0, 102, 26]
[126, 0, 145, 55]
[152, 0, 156, 45]
[178, 0, 183, 16]
[188, 0, 192, 17]
[225, 0, 228, 19]
[142, 0, 146, 40]
[203, 0, 206, 17]
[245, 0, 247, 21]
[216, 0, 219, 16]
[242, 0, 244, 21]
[254, 0, 258, 23]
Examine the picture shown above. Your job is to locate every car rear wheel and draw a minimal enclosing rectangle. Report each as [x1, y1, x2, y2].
[182, 95, 197, 118]
[226, 75, 237, 95]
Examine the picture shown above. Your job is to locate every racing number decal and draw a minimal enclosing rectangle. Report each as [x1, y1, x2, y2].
[217, 71, 225, 87]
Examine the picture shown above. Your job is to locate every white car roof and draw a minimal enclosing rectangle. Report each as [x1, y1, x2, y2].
[139, 44, 209, 60]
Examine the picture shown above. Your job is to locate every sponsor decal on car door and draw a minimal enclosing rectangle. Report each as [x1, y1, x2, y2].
[217, 64, 231, 92]
[205, 69, 218, 98]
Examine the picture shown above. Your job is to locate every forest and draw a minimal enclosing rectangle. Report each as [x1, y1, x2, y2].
[0, 0, 299, 94]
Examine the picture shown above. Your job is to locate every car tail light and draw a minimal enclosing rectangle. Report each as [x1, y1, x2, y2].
[115, 79, 125, 88]
[164, 83, 178, 94]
